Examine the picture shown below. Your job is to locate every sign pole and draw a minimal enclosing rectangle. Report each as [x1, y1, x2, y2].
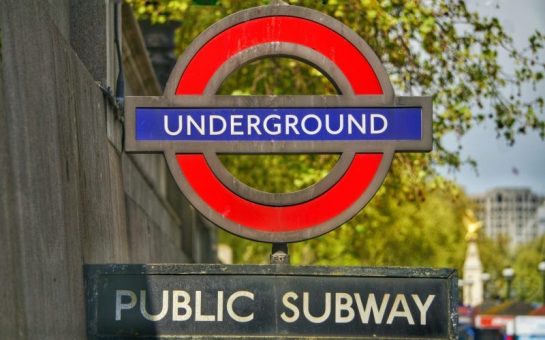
[270, 242, 290, 264]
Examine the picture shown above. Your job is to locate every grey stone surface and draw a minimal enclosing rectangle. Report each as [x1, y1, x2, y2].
[69, 0, 112, 84]
[47, 0, 70, 41]
[1, 1, 89, 336]
[122, 3, 162, 97]
[0, 0, 215, 337]
[0, 30, 24, 338]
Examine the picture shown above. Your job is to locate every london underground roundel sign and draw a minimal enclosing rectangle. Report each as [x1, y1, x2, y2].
[125, 4, 432, 243]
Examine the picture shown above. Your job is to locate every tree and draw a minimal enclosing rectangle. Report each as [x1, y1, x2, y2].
[127, 0, 545, 271]
[512, 237, 544, 303]
[462, 232, 545, 304]
[477, 233, 511, 299]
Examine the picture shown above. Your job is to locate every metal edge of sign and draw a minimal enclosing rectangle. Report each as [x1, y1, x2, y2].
[84, 264, 457, 340]
[84, 263, 455, 277]
[448, 270, 459, 339]
[85, 264, 100, 339]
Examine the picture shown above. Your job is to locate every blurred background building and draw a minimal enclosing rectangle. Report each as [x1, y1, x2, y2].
[473, 187, 545, 246]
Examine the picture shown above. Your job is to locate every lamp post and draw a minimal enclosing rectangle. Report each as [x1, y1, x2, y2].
[481, 272, 491, 300]
[502, 267, 515, 301]
[538, 261, 545, 304]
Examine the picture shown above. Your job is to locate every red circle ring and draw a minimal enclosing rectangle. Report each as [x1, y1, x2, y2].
[167, 9, 395, 242]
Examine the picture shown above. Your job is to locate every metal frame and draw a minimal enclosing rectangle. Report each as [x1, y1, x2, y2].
[85, 264, 458, 339]
[124, 4, 433, 242]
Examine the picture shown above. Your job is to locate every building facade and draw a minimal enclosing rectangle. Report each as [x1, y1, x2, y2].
[473, 187, 544, 246]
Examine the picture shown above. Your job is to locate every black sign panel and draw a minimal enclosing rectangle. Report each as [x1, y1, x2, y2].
[85, 264, 457, 339]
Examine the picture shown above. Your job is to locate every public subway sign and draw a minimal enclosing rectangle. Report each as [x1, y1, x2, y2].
[85, 265, 457, 339]
[124, 4, 432, 243]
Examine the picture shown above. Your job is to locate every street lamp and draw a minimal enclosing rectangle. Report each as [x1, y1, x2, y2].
[538, 261, 545, 304]
[481, 272, 491, 300]
[502, 267, 515, 300]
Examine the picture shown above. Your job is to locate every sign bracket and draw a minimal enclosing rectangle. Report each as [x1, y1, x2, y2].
[270, 242, 290, 264]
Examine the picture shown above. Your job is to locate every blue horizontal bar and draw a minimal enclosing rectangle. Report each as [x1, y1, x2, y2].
[136, 107, 422, 141]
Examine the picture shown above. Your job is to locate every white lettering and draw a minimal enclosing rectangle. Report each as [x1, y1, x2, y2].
[412, 294, 435, 325]
[301, 114, 322, 135]
[285, 115, 300, 135]
[280, 291, 300, 323]
[140, 290, 169, 321]
[209, 115, 227, 135]
[335, 293, 355, 323]
[227, 291, 254, 323]
[195, 290, 215, 321]
[172, 290, 192, 321]
[348, 114, 366, 135]
[263, 114, 282, 135]
[247, 115, 262, 135]
[354, 293, 390, 324]
[303, 292, 331, 323]
[187, 115, 205, 135]
[115, 290, 137, 321]
[160, 111, 394, 138]
[217, 291, 224, 322]
[386, 294, 415, 325]
[164, 115, 183, 136]
[230, 115, 244, 136]
[371, 114, 388, 134]
[325, 114, 344, 135]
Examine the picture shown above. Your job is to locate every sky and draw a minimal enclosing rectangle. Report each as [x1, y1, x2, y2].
[438, 0, 545, 196]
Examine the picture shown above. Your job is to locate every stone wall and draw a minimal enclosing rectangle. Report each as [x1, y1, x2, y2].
[0, 1, 215, 338]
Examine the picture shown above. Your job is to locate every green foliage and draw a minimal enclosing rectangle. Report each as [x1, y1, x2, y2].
[219, 154, 339, 193]
[511, 236, 545, 303]
[476, 234, 512, 299]
[127, 0, 545, 285]
[218, 58, 338, 96]
[289, 180, 469, 268]
[218, 165, 471, 267]
[467, 233, 545, 304]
